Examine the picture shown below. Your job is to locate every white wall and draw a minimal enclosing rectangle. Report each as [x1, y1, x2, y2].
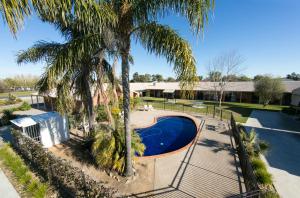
[40, 114, 69, 148]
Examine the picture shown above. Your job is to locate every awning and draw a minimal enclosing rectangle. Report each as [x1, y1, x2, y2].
[163, 89, 175, 93]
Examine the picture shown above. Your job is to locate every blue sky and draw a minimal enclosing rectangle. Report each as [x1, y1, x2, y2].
[1, 0, 300, 79]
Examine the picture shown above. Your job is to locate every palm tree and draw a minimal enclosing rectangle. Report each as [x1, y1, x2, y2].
[102, 0, 214, 176]
[17, 16, 117, 132]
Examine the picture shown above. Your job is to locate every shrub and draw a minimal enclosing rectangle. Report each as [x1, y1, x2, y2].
[92, 119, 145, 174]
[111, 107, 121, 119]
[18, 102, 31, 111]
[8, 94, 17, 102]
[255, 168, 273, 185]
[251, 158, 266, 170]
[261, 190, 280, 198]
[0, 109, 16, 126]
[95, 105, 108, 122]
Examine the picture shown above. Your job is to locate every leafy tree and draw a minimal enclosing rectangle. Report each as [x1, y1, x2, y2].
[198, 76, 204, 81]
[165, 77, 176, 82]
[92, 120, 145, 174]
[238, 75, 251, 81]
[152, 74, 164, 82]
[286, 72, 300, 81]
[254, 75, 285, 106]
[253, 75, 264, 81]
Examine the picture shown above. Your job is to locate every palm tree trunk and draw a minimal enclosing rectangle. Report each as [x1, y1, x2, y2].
[112, 56, 119, 106]
[121, 42, 133, 177]
[84, 79, 95, 133]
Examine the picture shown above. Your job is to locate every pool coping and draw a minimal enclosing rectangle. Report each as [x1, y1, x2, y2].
[135, 114, 204, 159]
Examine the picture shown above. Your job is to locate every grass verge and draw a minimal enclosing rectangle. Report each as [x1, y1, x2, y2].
[0, 143, 48, 198]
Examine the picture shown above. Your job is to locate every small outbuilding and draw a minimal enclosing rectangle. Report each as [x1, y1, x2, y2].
[291, 87, 300, 107]
[10, 112, 69, 148]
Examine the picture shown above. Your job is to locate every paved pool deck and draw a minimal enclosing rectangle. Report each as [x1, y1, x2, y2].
[131, 110, 245, 197]
[244, 110, 300, 198]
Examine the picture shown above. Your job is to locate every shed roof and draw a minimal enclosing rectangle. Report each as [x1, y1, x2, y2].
[10, 112, 60, 128]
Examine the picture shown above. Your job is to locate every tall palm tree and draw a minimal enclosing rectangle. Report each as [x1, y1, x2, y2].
[17, 16, 117, 132]
[105, 0, 214, 176]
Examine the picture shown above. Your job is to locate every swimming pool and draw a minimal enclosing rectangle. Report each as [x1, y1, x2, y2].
[135, 116, 198, 157]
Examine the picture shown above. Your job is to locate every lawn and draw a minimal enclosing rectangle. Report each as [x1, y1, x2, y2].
[140, 97, 289, 123]
[0, 91, 36, 98]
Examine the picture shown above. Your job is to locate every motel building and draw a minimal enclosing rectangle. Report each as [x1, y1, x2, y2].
[130, 81, 300, 106]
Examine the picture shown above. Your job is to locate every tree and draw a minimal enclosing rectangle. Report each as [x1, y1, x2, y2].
[108, 1, 213, 176]
[207, 51, 245, 107]
[165, 77, 176, 82]
[238, 75, 251, 81]
[254, 75, 285, 106]
[152, 74, 164, 82]
[17, 12, 117, 132]
[286, 72, 300, 81]
[132, 72, 140, 82]
[253, 75, 264, 81]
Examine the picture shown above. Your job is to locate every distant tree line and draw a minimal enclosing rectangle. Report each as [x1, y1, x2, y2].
[130, 72, 177, 82]
[0, 75, 39, 92]
[286, 72, 300, 81]
[131, 72, 300, 83]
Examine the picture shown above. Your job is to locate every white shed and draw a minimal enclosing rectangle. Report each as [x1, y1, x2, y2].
[10, 112, 70, 148]
[291, 87, 300, 106]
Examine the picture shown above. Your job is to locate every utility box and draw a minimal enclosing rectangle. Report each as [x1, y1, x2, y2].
[10, 112, 69, 148]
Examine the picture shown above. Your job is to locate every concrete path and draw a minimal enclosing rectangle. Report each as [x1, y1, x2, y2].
[244, 110, 300, 198]
[133, 110, 245, 198]
[0, 169, 20, 198]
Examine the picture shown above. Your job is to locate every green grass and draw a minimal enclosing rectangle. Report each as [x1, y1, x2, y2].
[0, 144, 48, 198]
[0, 91, 35, 98]
[141, 97, 289, 123]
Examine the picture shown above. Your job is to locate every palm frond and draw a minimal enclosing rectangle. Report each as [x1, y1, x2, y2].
[135, 22, 198, 91]
[0, 0, 31, 35]
[133, 0, 214, 34]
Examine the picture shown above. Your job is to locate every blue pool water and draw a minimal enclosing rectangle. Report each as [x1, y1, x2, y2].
[136, 116, 197, 156]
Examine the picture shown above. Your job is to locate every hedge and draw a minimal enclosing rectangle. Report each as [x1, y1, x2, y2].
[11, 129, 115, 197]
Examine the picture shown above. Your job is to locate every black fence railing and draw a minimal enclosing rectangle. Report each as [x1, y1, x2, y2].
[230, 114, 259, 192]
[140, 99, 234, 121]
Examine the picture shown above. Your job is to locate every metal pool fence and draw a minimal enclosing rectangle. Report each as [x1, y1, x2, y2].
[140, 99, 236, 121]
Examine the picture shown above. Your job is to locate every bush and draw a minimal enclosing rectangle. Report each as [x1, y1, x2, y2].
[95, 105, 108, 122]
[255, 168, 273, 185]
[0, 109, 16, 126]
[0, 144, 48, 198]
[92, 119, 145, 174]
[111, 107, 121, 119]
[18, 102, 31, 111]
[251, 158, 266, 170]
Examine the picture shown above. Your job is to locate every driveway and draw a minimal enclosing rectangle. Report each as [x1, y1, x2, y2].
[244, 110, 300, 198]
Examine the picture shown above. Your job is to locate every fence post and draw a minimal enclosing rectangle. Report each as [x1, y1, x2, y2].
[182, 104, 184, 112]
[220, 109, 223, 121]
[213, 105, 216, 118]
[206, 106, 208, 115]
